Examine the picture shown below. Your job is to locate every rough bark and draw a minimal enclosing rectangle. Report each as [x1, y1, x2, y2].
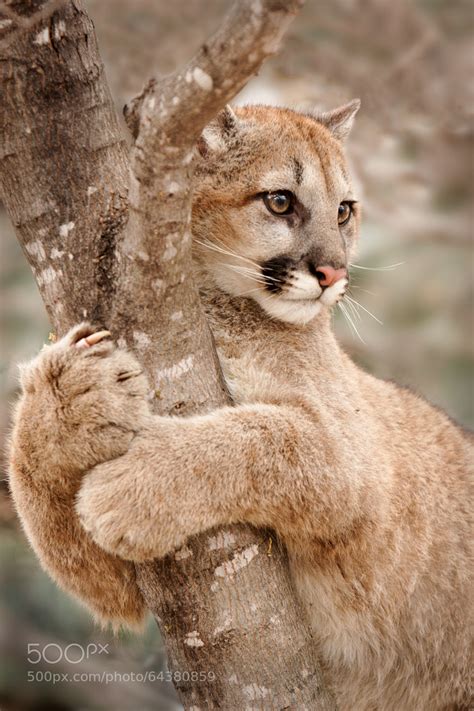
[0, 1, 336, 708]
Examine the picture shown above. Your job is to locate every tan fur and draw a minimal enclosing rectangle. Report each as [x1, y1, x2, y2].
[8, 105, 473, 709]
[8, 324, 149, 629]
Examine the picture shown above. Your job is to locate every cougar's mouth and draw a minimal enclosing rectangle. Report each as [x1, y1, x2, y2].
[252, 271, 348, 326]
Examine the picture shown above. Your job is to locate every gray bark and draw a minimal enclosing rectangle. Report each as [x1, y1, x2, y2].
[0, 0, 336, 708]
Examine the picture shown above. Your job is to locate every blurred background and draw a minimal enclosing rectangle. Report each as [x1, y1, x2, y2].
[1, 0, 472, 708]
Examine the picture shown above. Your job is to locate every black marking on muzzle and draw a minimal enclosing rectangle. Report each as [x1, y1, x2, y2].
[261, 256, 295, 293]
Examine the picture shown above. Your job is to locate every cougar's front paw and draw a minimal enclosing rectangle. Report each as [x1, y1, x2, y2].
[76, 459, 159, 562]
[18, 323, 151, 473]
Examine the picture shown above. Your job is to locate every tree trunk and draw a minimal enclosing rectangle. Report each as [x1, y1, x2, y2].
[0, 1, 336, 708]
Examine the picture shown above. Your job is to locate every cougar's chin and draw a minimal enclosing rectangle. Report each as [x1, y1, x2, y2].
[253, 293, 323, 325]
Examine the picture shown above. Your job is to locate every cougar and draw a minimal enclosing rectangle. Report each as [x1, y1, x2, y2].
[8, 102, 472, 710]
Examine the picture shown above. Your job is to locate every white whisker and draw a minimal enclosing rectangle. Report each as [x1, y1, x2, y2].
[350, 285, 377, 296]
[194, 238, 261, 271]
[229, 263, 283, 285]
[339, 302, 365, 344]
[346, 295, 383, 325]
[195, 238, 283, 286]
[225, 263, 265, 278]
[258, 291, 279, 305]
[350, 262, 404, 272]
[212, 236, 263, 271]
[196, 240, 284, 285]
[237, 286, 264, 297]
[338, 302, 356, 337]
[223, 264, 267, 285]
[195, 240, 261, 278]
[345, 297, 362, 321]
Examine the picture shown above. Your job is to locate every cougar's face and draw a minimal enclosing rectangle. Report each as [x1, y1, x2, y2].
[193, 104, 360, 325]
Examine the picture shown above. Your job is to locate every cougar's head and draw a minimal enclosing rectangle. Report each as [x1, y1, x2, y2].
[192, 101, 360, 325]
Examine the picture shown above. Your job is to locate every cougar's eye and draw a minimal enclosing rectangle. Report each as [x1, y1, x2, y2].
[263, 191, 294, 216]
[338, 201, 353, 225]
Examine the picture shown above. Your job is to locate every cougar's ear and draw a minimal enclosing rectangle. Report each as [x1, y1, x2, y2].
[310, 99, 360, 142]
[198, 105, 239, 157]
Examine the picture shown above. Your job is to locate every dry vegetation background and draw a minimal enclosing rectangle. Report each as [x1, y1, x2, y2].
[0, 1, 472, 709]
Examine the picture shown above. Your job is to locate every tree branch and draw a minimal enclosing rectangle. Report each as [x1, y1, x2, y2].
[124, 0, 302, 141]
[115, 0, 305, 415]
[0, 0, 336, 707]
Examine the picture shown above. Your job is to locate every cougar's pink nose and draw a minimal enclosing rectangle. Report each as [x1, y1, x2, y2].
[315, 265, 347, 287]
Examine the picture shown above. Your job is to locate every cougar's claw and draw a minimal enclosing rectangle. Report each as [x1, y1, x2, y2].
[75, 330, 112, 350]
